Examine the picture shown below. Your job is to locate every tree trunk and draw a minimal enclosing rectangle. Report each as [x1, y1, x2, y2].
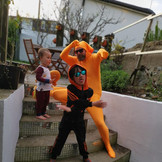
[9, 43, 14, 65]
[0, 0, 9, 63]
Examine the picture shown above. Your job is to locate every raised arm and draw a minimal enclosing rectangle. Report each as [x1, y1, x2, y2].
[60, 40, 79, 65]
[97, 48, 109, 61]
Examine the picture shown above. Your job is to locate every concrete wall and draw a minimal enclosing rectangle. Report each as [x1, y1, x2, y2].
[102, 91, 162, 162]
[0, 85, 24, 162]
[0, 84, 161, 162]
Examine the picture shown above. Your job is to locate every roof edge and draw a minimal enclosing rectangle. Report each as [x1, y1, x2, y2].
[99, 0, 155, 15]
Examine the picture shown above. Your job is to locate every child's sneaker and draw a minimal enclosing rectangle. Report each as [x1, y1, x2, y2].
[83, 158, 91, 162]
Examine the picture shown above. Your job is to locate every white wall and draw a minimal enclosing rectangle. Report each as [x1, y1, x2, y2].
[19, 0, 155, 62]
[102, 91, 162, 162]
[0, 85, 161, 162]
[69, 0, 151, 49]
[0, 85, 24, 162]
[19, 19, 58, 62]
[19, 20, 68, 62]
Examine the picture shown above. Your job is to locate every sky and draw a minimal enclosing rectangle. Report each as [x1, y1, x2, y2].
[9, 0, 162, 19]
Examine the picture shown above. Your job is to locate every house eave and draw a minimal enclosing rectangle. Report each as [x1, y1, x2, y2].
[97, 0, 155, 15]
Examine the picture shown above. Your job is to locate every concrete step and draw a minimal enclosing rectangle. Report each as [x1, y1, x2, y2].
[15, 129, 118, 162]
[40, 145, 131, 162]
[23, 96, 63, 115]
[19, 114, 97, 136]
[18, 83, 131, 162]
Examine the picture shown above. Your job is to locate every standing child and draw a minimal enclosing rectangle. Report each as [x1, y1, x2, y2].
[35, 48, 54, 120]
[50, 64, 107, 162]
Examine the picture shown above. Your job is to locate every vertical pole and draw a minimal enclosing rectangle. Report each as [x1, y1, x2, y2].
[93, 35, 102, 50]
[81, 32, 89, 43]
[70, 29, 78, 43]
[56, 24, 64, 46]
[132, 19, 153, 85]
[38, 0, 41, 19]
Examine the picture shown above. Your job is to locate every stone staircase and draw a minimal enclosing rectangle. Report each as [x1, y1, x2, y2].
[14, 83, 131, 162]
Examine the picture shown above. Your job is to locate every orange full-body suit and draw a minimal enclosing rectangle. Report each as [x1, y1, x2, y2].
[51, 40, 115, 158]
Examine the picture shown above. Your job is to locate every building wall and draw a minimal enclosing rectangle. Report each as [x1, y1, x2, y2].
[68, 0, 151, 48]
[19, 19, 68, 62]
[19, 0, 155, 62]
[19, 19, 58, 61]
[102, 91, 162, 162]
[0, 101, 4, 161]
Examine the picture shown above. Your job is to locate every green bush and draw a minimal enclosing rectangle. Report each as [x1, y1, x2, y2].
[101, 60, 122, 72]
[101, 70, 130, 92]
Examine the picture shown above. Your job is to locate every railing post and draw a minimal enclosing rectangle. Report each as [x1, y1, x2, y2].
[93, 35, 102, 51]
[56, 24, 64, 46]
[81, 32, 89, 43]
[70, 29, 78, 43]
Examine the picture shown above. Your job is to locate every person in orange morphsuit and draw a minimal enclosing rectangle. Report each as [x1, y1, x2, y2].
[51, 40, 115, 158]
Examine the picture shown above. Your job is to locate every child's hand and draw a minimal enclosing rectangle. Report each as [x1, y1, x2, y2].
[56, 105, 71, 112]
[50, 79, 55, 84]
[92, 100, 107, 108]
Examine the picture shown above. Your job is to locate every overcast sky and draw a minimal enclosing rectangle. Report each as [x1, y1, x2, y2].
[9, 0, 162, 19]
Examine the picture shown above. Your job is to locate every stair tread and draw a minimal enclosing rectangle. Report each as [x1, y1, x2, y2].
[16, 77, 131, 162]
[23, 96, 58, 103]
[41, 144, 130, 162]
[20, 113, 91, 122]
[17, 129, 102, 147]
[17, 129, 117, 147]
[88, 145, 130, 162]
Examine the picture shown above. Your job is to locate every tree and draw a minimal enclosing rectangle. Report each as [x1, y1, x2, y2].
[8, 15, 21, 64]
[52, 0, 122, 43]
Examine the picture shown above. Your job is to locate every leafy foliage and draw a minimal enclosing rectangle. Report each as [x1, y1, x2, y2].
[8, 17, 20, 44]
[146, 21, 162, 42]
[101, 60, 122, 72]
[7, 15, 21, 63]
[101, 61, 130, 92]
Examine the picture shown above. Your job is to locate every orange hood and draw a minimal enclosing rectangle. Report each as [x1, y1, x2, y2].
[68, 64, 88, 90]
[75, 41, 94, 58]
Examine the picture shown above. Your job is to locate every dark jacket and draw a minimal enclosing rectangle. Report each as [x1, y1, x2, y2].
[62, 64, 93, 122]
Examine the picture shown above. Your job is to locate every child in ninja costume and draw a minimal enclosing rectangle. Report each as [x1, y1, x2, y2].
[50, 64, 107, 162]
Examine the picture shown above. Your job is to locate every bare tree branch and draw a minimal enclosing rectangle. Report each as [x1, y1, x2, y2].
[52, 0, 122, 43]
[37, 0, 123, 45]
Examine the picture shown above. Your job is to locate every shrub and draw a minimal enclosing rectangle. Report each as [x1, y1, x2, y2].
[101, 70, 130, 93]
[101, 60, 122, 72]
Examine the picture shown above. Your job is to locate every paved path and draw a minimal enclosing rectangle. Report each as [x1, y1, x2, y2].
[25, 71, 70, 87]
